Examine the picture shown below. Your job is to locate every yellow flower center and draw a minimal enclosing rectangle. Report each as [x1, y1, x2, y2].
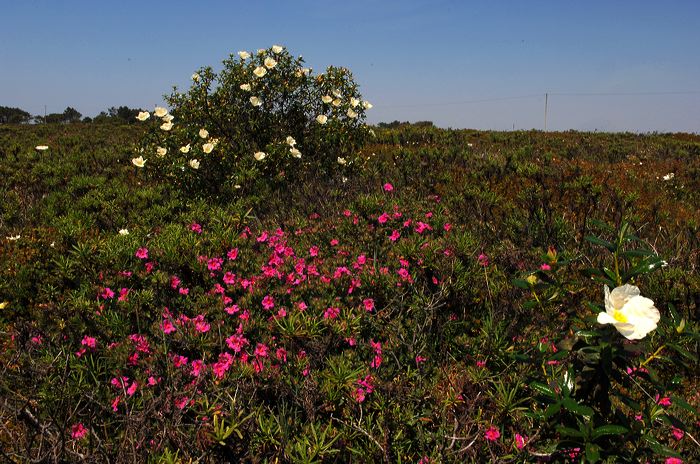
[612, 309, 628, 323]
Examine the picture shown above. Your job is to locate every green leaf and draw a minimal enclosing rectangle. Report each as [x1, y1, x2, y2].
[667, 343, 698, 362]
[591, 425, 628, 440]
[585, 443, 601, 462]
[543, 402, 562, 419]
[561, 398, 593, 418]
[670, 395, 699, 415]
[512, 278, 531, 289]
[585, 235, 616, 252]
[530, 382, 556, 398]
[556, 426, 584, 438]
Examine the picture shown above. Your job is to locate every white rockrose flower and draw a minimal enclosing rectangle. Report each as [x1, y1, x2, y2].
[180, 144, 191, 154]
[136, 111, 150, 121]
[254, 151, 266, 161]
[264, 57, 277, 69]
[272, 45, 284, 53]
[240, 83, 251, 91]
[238, 50, 251, 60]
[189, 159, 200, 169]
[156, 146, 167, 157]
[286, 136, 296, 146]
[199, 128, 209, 139]
[316, 115, 328, 124]
[202, 143, 214, 154]
[253, 66, 267, 78]
[250, 96, 262, 107]
[597, 284, 660, 340]
[154, 107, 168, 118]
[132, 156, 146, 167]
[322, 95, 333, 104]
[290, 147, 301, 158]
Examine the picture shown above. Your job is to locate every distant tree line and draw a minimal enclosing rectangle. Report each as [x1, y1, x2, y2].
[0, 105, 145, 125]
[377, 120, 435, 128]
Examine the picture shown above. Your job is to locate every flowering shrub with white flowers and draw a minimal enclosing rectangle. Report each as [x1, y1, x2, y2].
[133, 45, 373, 198]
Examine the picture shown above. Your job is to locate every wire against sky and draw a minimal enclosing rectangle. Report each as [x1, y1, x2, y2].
[376, 91, 700, 109]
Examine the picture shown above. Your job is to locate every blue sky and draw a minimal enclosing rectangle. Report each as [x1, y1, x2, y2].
[1, 0, 699, 132]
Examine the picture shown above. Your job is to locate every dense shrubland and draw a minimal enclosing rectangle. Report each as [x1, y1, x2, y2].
[1, 49, 699, 463]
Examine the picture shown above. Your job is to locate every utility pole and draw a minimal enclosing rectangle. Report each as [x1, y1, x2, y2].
[544, 93, 548, 131]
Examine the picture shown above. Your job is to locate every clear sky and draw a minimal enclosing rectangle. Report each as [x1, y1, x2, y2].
[2, 0, 699, 132]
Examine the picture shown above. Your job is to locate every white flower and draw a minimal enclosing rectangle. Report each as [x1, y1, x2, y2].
[346, 109, 357, 118]
[132, 156, 146, 167]
[362, 100, 373, 110]
[271, 45, 284, 53]
[136, 111, 150, 121]
[240, 83, 251, 91]
[156, 146, 167, 157]
[332, 89, 342, 98]
[199, 128, 209, 139]
[597, 284, 660, 340]
[253, 66, 267, 77]
[238, 50, 251, 60]
[180, 144, 191, 154]
[154, 107, 168, 118]
[295, 67, 310, 77]
[257, 49, 265, 55]
[350, 97, 360, 108]
[191, 73, 200, 82]
[6, 235, 20, 241]
[662, 173, 675, 181]
[290, 147, 301, 158]
[316, 115, 328, 124]
[321, 95, 333, 104]
[118, 228, 129, 236]
[162, 114, 174, 122]
[202, 143, 214, 154]
[189, 159, 200, 169]
[254, 151, 266, 161]
[332, 99, 341, 107]
[160, 121, 173, 131]
[337, 157, 346, 165]
[264, 57, 277, 69]
[286, 136, 296, 146]
[250, 96, 262, 107]
[35, 145, 49, 151]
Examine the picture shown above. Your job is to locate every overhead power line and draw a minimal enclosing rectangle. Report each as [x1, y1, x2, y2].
[376, 90, 700, 109]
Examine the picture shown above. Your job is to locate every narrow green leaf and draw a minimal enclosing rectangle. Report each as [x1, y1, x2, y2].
[530, 382, 556, 398]
[585, 235, 616, 252]
[561, 397, 594, 418]
[591, 425, 628, 440]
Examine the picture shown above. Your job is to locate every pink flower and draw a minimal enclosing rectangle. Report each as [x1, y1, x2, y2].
[191, 359, 205, 377]
[330, 239, 339, 246]
[415, 355, 427, 363]
[324, 306, 340, 319]
[190, 222, 202, 234]
[309, 245, 319, 257]
[671, 426, 685, 441]
[540, 263, 552, 271]
[353, 388, 366, 402]
[193, 315, 210, 333]
[71, 423, 88, 439]
[443, 223, 452, 232]
[101, 287, 115, 299]
[254, 343, 269, 358]
[118, 287, 129, 302]
[175, 396, 189, 410]
[276, 347, 287, 363]
[135, 247, 149, 259]
[179, 287, 189, 295]
[389, 229, 401, 242]
[363, 298, 375, 312]
[262, 295, 275, 310]
[657, 395, 672, 407]
[665, 458, 683, 464]
[514, 433, 527, 450]
[257, 231, 268, 242]
[223, 272, 236, 285]
[227, 247, 239, 260]
[226, 334, 249, 353]
[207, 257, 223, 271]
[126, 381, 138, 396]
[484, 426, 500, 441]
[383, 182, 394, 192]
[476, 360, 487, 368]
[477, 253, 489, 267]
[81, 335, 96, 349]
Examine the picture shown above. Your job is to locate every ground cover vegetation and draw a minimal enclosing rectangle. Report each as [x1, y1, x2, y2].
[1, 47, 699, 463]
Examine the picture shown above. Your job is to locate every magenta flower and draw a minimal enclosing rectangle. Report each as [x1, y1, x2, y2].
[665, 458, 683, 464]
[378, 213, 390, 224]
[363, 298, 375, 312]
[81, 335, 97, 349]
[262, 295, 275, 310]
[254, 343, 269, 357]
[100, 287, 115, 299]
[324, 306, 340, 319]
[478, 253, 489, 267]
[190, 222, 202, 234]
[671, 426, 685, 441]
[383, 182, 394, 192]
[71, 423, 88, 439]
[484, 426, 500, 441]
[389, 229, 401, 242]
[515, 433, 527, 450]
[540, 263, 552, 271]
[227, 247, 239, 260]
[135, 247, 149, 259]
